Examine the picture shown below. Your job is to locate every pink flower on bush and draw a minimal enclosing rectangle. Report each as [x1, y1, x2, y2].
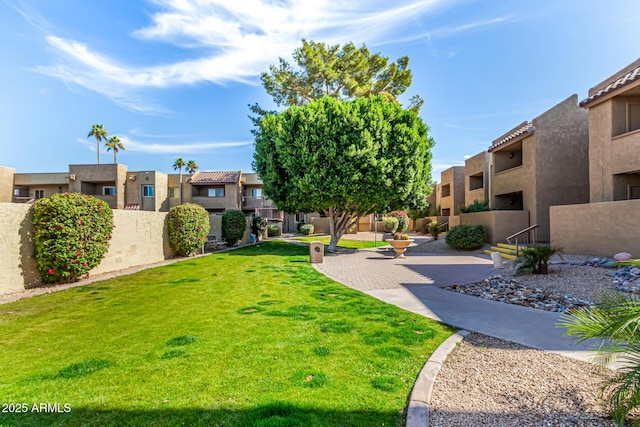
[48, 268, 55, 275]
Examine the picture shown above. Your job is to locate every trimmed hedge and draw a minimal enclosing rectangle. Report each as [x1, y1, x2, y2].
[445, 224, 486, 250]
[299, 223, 314, 235]
[33, 193, 114, 283]
[383, 216, 399, 233]
[267, 224, 280, 237]
[222, 210, 247, 246]
[169, 203, 210, 256]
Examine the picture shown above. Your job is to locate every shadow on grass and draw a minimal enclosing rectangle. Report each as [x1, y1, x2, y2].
[0, 403, 404, 427]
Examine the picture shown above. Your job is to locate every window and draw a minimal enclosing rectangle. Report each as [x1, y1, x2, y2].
[628, 103, 640, 133]
[169, 187, 180, 198]
[143, 185, 155, 198]
[102, 186, 116, 196]
[34, 189, 45, 200]
[208, 188, 224, 197]
[441, 184, 451, 197]
[251, 188, 262, 199]
[295, 212, 305, 222]
[13, 189, 20, 196]
[469, 173, 483, 191]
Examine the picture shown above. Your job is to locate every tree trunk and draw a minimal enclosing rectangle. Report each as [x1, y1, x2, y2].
[327, 208, 356, 251]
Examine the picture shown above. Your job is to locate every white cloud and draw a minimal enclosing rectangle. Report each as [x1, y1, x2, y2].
[24, 0, 508, 112]
[463, 155, 471, 159]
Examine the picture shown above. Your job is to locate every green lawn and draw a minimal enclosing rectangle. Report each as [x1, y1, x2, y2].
[0, 242, 453, 426]
[292, 235, 389, 249]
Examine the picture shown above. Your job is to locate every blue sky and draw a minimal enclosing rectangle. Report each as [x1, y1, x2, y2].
[1, 0, 638, 178]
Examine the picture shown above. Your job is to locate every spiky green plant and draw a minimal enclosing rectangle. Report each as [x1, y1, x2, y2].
[559, 291, 640, 426]
[515, 245, 560, 274]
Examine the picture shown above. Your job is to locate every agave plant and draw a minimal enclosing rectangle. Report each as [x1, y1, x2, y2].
[558, 291, 640, 426]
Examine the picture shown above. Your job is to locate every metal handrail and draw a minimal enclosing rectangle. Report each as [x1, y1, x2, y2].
[438, 222, 449, 232]
[506, 224, 539, 256]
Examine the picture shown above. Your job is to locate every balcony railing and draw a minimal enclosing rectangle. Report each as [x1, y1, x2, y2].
[255, 207, 283, 221]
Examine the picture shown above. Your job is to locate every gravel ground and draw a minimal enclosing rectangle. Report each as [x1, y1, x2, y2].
[429, 333, 616, 427]
[428, 249, 627, 426]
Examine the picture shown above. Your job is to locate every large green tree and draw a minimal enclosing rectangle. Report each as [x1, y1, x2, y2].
[250, 39, 423, 123]
[262, 39, 421, 108]
[253, 96, 433, 251]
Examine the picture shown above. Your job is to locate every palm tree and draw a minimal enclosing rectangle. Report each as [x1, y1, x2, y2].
[173, 157, 186, 204]
[87, 124, 108, 164]
[558, 291, 640, 425]
[173, 158, 186, 182]
[186, 160, 199, 174]
[105, 136, 125, 163]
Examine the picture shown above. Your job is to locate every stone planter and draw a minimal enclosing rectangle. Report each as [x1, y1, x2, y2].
[386, 239, 414, 258]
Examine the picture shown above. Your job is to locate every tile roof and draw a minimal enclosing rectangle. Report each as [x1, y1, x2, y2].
[580, 59, 640, 107]
[488, 121, 535, 152]
[190, 171, 240, 184]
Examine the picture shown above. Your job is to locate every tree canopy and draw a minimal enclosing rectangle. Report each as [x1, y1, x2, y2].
[253, 39, 423, 118]
[253, 96, 433, 250]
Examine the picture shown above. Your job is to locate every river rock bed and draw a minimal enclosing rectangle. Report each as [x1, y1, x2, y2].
[446, 275, 593, 312]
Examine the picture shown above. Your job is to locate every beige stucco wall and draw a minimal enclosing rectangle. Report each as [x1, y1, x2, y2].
[533, 94, 590, 241]
[91, 210, 173, 275]
[550, 199, 640, 257]
[439, 166, 465, 216]
[0, 205, 174, 296]
[0, 203, 39, 294]
[458, 210, 530, 245]
[0, 167, 16, 202]
[588, 101, 613, 202]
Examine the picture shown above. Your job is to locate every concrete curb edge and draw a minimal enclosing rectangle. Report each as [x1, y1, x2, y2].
[406, 329, 471, 427]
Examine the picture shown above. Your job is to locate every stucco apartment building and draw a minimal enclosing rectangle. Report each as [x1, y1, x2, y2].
[486, 95, 590, 242]
[3, 164, 281, 220]
[551, 58, 640, 256]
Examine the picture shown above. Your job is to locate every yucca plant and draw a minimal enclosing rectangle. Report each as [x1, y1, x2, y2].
[515, 244, 559, 274]
[559, 291, 640, 426]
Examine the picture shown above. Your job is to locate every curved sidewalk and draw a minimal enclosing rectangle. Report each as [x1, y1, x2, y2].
[313, 248, 595, 362]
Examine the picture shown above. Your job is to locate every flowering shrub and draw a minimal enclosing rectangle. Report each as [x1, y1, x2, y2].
[389, 211, 409, 232]
[222, 210, 247, 246]
[33, 193, 114, 283]
[169, 203, 210, 256]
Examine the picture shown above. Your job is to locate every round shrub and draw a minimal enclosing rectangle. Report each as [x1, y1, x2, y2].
[222, 209, 247, 246]
[445, 224, 486, 250]
[299, 223, 314, 235]
[383, 216, 399, 233]
[389, 211, 409, 232]
[251, 216, 268, 241]
[33, 193, 114, 283]
[267, 224, 280, 237]
[169, 203, 210, 256]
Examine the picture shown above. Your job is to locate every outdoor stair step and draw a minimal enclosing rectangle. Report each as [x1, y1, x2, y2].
[483, 249, 517, 260]
[489, 246, 517, 255]
[496, 243, 519, 251]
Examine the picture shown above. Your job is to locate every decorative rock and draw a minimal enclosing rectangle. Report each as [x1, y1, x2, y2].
[445, 276, 592, 313]
[614, 252, 633, 261]
[631, 268, 640, 276]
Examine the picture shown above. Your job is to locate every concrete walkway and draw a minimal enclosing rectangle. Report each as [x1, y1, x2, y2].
[314, 247, 596, 362]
